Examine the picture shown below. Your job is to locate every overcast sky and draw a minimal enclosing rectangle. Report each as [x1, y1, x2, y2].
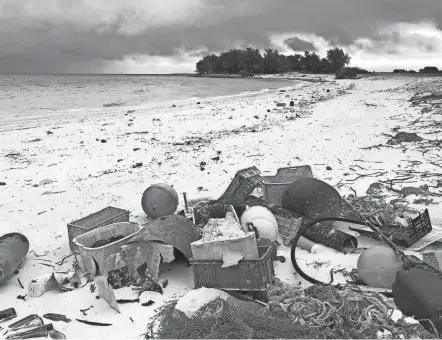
[1, 0, 442, 73]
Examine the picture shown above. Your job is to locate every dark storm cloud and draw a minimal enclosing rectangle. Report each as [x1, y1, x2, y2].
[1, 0, 442, 73]
[284, 37, 317, 52]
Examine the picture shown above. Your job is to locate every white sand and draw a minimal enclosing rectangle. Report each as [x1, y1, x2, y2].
[1, 74, 441, 339]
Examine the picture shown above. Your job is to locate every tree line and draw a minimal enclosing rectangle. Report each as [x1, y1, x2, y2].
[195, 48, 352, 75]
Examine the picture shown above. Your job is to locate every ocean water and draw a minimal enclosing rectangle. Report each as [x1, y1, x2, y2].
[0, 74, 295, 124]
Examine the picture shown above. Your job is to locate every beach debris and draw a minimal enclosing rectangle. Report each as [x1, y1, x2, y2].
[76, 319, 112, 327]
[241, 206, 281, 243]
[131, 162, 143, 168]
[17, 295, 26, 301]
[126, 215, 199, 261]
[9, 315, 43, 331]
[387, 132, 423, 145]
[289, 101, 295, 106]
[133, 147, 140, 151]
[0, 308, 17, 324]
[79, 306, 94, 316]
[0, 182, 5, 186]
[28, 272, 81, 298]
[0, 233, 29, 286]
[89, 283, 96, 292]
[357, 246, 405, 289]
[141, 183, 179, 219]
[326, 165, 332, 170]
[116, 298, 140, 304]
[46, 131, 54, 135]
[127, 110, 135, 113]
[43, 313, 71, 323]
[161, 279, 169, 288]
[141, 300, 155, 307]
[276, 102, 286, 107]
[49, 329, 67, 339]
[6, 324, 54, 339]
[95, 275, 120, 313]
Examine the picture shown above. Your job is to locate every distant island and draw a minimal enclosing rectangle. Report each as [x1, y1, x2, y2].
[195, 47, 442, 78]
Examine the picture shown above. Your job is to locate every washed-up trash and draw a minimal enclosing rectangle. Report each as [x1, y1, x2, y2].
[107, 241, 175, 281]
[49, 329, 66, 339]
[393, 268, 442, 335]
[8, 315, 43, 331]
[67, 206, 130, 252]
[297, 236, 323, 254]
[220, 166, 262, 204]
[6, 323, 53, 339]
[95, 275, 120, 313]
[28, 272, 81, 298]
[191, 212, 259, 264]
[74, 222, 142, 276]
[43, 313, 71, 323]
[261, 166, 313, 206]
[281, 178, 342, 220]
[126, 214, 200, 261]
[357, 246, 405, 289]
[141, 183, 179, 219]
[245, 195, 357, 252]
[348, 209, 432, 247]
[76, 319, 112, 326]
[0, 308, 16, 323]
[191, 246, 274, 291]
[241, 206, 282, 243]
[0, 233, 29, 286]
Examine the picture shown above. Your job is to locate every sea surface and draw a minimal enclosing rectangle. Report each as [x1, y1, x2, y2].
[0, 74, 295, 124]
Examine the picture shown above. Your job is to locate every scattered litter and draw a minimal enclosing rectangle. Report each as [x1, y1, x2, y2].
[43, 313, 71, 323]
[75, 319, 112, 327]
[79, 306, 94, 316]
[0, 233, 29, 286]
[9, 315, 43, 331]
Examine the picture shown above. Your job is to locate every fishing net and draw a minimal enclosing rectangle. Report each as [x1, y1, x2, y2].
[145, 281, 434, 339]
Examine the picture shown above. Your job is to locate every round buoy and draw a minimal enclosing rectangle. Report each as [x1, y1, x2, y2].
[357, 246, 404, 289]
[240, 206, 280, 242]
[281, 178, 342, 219]
[141, 183, 179, 219]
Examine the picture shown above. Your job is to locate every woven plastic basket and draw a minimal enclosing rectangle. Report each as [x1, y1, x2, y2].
[274, 165, 313, 183]
[221, 167, 263, 203]
[274, 214, 303, 246]
[67, 207, 129, 252]
[73, 222, 141, 276]
[190, 246, 274, 291]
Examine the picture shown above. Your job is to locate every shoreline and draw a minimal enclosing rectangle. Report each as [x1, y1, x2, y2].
[1, 74, 442, 339]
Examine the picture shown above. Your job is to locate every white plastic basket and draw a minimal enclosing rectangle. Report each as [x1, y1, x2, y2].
[73, 222, 142, 276]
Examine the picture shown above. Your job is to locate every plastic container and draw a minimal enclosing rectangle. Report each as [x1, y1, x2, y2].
[240, 206, 280, 242]
[191, 232, 259, 262]
[73, 222, 142, 276]
[261, 166, 313, 206]
[274, 214, 303, 246]
[190, 246, 274, 291]
[0, 233, 29, 286]
[67, 206, 129, 252]
[221, 167, 263, 203]
[274, 166, 313, 183]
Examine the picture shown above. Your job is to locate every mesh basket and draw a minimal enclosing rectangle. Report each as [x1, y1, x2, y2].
[274, 214, 303, 246]
[73, 222, 141, 276]
[273, 165, 313, 183]
[190, 246, 274, 292]
[67, 207, 129, 252]
[221, 167, 262, 203]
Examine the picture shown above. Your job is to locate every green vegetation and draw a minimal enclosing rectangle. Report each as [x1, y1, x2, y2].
[195, 47, 352, 75]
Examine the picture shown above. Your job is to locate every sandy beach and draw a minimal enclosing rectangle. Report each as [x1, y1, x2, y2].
[1, 73, 442, 339]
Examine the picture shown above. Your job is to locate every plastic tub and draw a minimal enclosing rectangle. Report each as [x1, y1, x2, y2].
[73, 222, 141, 276]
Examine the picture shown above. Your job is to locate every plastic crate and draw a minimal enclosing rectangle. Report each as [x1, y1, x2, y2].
[190, 246, 274, 291]
[67, 207, 129, 252]
[261, 166, 313, 206]
[73, 222, 142, 276]
[274, 214, 303, 246]
[221, 167, 263, 203]
[274, 165, 313, 183]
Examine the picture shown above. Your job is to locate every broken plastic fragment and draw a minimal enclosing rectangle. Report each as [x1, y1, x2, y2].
[221, 252, 244, 268]
[8, 315, 43, 331]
